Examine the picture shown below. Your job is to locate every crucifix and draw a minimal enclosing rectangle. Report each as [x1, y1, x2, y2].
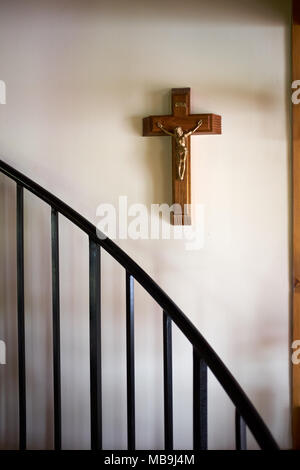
[143, 88, 222, 225]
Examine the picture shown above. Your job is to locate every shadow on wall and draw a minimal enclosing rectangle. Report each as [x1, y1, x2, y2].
[0, 0, 290, 26]
[0, 176, 18, 449]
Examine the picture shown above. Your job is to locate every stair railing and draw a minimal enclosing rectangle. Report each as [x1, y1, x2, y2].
[0, 160, 279, 450]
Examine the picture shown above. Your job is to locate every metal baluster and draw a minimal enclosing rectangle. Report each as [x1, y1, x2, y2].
[193, 348, 207, 450]
[89, 239, 102, 450]
[126, 271, 135, 450]
[163, 311, 173, 450]
[51, 208, 61, 449]
[17, 184, 26, 450]
[235, 409, 247, 450]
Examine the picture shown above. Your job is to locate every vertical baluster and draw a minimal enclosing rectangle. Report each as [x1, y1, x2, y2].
[89, 239, 102, 450]
[51, 209, 61, 449]
[163, 311, 173, 450]
[235, 409, 247, 450]
[193, 348, 207, 450]
[17, 184, 26, 450]
[126, 271, 135, 450]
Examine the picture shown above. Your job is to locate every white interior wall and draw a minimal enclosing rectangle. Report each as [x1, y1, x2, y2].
[0, 0, 291, 449]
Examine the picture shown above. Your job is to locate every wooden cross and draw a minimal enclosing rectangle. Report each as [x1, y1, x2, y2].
[143, 88, 221, 225]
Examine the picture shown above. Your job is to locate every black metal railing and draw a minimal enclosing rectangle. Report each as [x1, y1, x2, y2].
[0, 160, 279, 450]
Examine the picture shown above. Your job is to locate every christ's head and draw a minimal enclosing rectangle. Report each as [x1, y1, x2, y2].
[174, 126, 184, 137]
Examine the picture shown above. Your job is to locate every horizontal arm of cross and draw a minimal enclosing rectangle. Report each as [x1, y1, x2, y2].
[143, 114, 221, 137]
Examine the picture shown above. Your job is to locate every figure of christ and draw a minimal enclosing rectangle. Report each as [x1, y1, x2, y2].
[157, 120, 203, 180]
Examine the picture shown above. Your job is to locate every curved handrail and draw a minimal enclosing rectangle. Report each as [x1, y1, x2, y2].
[0, 159, 279, 450]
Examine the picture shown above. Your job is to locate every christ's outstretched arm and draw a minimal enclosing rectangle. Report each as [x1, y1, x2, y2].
[185, 120, 203, 137]
[157, 122, 174, 137]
